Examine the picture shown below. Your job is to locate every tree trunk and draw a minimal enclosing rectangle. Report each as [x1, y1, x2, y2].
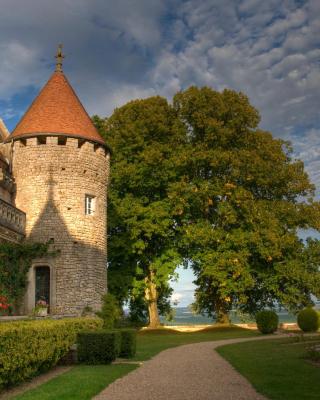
[145, 273, 160, 328]
[215, 301, 231, 324]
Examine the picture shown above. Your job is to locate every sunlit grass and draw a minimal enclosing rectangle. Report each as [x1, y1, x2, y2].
[217, 336, 320, 400]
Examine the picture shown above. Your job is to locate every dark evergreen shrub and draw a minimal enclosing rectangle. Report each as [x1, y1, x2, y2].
[77, 330, 121, 364]
[297, 308, 319, 332]
[255, 310, 278, 334]
[119, 329, 137, 358]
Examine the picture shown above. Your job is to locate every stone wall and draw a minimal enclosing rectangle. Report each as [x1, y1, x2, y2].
[12, 136, 110, 315]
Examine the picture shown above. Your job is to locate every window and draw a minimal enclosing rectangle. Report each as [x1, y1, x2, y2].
[58, 136, 67, 145]
[85, 195, 96, 215]
[35, 266, 50, 306]
[37, 136, 46, 145]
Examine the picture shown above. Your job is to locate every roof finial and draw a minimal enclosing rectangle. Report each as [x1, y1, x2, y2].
[55, 44, 65, 72]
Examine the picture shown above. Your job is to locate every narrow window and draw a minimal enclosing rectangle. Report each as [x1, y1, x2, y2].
[85, 195, 96, 215]
[58, 136, 67, 145]
[35, 266, 50, 307]
[37, 136, 46, 145]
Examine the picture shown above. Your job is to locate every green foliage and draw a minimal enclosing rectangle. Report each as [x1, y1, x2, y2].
[77, 330, 121, 364]
[255, 310, 279, 334]
[0, 242, 51, 312]
[163, 307, 176, 322]
[127, 297, 149, 326]
[93, 97, 184, 326]
[96, 293, 122, 329]
[0, 318, 102, 388]
[297, 308, 320, 332]
[172, 86, 320, 319]
[94, 85, 320, 325]
[119, 329, 137, 358]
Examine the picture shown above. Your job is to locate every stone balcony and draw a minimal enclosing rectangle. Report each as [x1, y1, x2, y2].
[0, 198, 26, 235]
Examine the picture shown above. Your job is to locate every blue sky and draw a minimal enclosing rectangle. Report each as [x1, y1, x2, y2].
[1, 0, 319, 307]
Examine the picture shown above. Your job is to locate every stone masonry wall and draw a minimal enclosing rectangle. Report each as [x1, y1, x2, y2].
[12, 136, 110, 315]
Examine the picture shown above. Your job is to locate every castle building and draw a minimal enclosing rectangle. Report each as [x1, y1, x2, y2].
[0, 46, 110, 315]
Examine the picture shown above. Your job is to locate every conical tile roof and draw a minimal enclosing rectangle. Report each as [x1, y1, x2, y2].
[10, 71, 105, 145]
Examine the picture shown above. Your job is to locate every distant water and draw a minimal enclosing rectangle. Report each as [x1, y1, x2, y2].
[160, 306, 319, 326]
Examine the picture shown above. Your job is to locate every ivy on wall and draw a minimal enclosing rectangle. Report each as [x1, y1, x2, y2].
[0, 242, 50, 313]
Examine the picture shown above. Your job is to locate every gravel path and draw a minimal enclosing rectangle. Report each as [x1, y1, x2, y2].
[94, 336, 279, 400]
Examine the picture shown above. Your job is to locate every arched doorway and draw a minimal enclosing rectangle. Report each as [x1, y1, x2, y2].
[35, 266, 50, 309]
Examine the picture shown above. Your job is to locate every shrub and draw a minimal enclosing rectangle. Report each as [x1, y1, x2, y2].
[77, 330, 121, 364]
[297, 307, 320, 332]
[96, 293, 122, 329]
[0, 317, 102, 389]
[255, 310, 279, 334]
[119, 329, 137, 358]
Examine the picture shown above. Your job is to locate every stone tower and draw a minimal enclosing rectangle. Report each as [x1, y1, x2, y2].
[7, 47, 110, 315]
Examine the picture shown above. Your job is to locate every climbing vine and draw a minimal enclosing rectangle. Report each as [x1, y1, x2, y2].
[0, 242, 50, 314]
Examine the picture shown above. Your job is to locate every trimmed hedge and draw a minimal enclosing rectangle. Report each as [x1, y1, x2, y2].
[0, 317, 102, 389]
[255, 310, 279, 334]
[119, 329, 137, 358]
[77, 330, 121, 364]
[297, 307, 320, 332]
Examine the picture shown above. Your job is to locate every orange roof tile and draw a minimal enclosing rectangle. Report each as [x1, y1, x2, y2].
[10, 71, 106, 146]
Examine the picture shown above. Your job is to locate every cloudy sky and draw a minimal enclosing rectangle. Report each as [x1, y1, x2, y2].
[1, 0, 319, 307]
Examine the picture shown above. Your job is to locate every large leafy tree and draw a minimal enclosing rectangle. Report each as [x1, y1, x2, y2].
[171, 86, 320, 322]
[93, 97, 184, 327]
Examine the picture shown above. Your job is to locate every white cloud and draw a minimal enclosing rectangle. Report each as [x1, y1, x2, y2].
[145, 0, 320, 146]
[283, 95, 306, 107]
[292, 128, 320, 195]
[171, 292, 183, 305]
[0, 42, 46, 98]
[170, 290, 195, 307]
[85, 82, 157, 117]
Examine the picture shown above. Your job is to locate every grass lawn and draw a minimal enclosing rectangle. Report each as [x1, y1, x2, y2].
[133, 325, 259, 361]
[217, 336, 320, 400]
[12, 325, 258, 400]
[13, 365, 137, 400]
